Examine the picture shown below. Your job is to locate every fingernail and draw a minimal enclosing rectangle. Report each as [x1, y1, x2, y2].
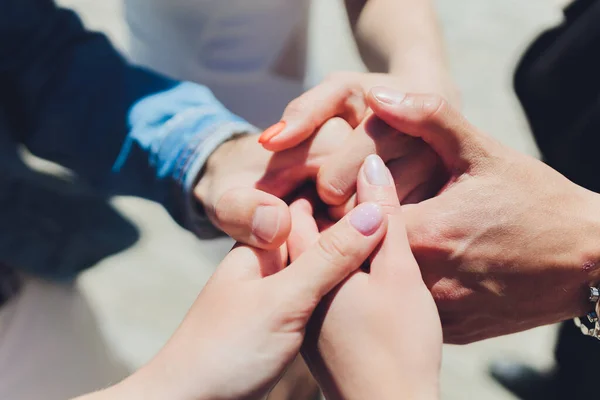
[252, 206, 281, 243]
[349, 203, 383, 236]
[364, 154, 390, 186]
[258, 121, 286, 144]
[371, 87, 406, 105]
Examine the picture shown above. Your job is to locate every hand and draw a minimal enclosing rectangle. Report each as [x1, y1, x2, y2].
[259, 71, 459, 152]
[289, 155, 442, 400]
[368, 87, 600, 344]
[194, 127, 349, 249]
[257, 72, 450, 210]
[88, 199, 388, 400]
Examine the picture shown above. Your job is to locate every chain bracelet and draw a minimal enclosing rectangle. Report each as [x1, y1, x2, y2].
[573, 286, 600, 340]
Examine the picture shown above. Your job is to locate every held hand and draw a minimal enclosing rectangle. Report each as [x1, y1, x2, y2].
[289, 155, 442, 400]
[258, 72, 449, 210]
[194, 126, 349, 249]
[108, 200, 388, 400]
[259, 71, 459, 152]
[369, 87, 600, 343]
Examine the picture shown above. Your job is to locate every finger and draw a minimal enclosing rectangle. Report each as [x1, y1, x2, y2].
[328, 145, 441, 218]
[368, 87, 492, 172]
[317, 114, 420, 205]
[269, 202, 386, 302]
[260, 78, 368, 151]
[402, 164, 448, 205]
[256, 118, 354, 197]
[214, 243, 286, 282]
[328, 193, 357, 221]
[386, 144, 442, 203]
[356, 155, 401, 214]
[356, 155, 420, 281]
[207, 187, 291, 250]
[287, 198, 320, 262]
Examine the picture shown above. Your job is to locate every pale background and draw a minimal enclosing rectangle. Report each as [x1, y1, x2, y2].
[46, 0, 567, 398]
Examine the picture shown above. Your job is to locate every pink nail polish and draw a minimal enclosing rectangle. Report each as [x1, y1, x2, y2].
[349, 203, 383, 236]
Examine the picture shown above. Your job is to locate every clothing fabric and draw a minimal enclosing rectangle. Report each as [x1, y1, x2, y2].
[125, 0, 310, 129]
[514, 0, 600, 192]
[0, 0, 257, 284]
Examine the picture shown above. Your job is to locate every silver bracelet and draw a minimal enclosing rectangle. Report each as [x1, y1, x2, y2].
[573, 286, 600, 340]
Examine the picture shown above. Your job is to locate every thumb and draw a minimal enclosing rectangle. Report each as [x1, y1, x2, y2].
[367, 87, 491, 172]
[268, 202, 386, 303]
[206, 187, 291, 250]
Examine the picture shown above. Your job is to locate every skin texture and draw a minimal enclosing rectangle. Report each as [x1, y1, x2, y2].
[76, 198, 391, 400]
[365, 87, 600, 344]
[258, 73, 451, 219]
[194, 2, 455, 394]
[198, 0, 456, 253]
[344, 0, 452, 87]
[261, 71, 458, 153]
[194, 125, 351, 250]
[260, 85, 600, 345]
[288, 156, 441, 400]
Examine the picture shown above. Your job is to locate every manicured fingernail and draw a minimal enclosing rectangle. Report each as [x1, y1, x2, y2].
[349, 203, 383, 236]
[252, 206, 281, 243]
[364, 154, 390, 186]
[371, 87, 406, 105]
[258, 121, 286, 144]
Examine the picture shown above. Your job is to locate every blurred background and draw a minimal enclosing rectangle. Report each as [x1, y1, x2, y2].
[2, 0, 573, 398]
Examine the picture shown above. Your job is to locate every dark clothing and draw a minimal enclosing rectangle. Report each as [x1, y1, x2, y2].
[514, 0, 600, 387]
[0, 0, 255, 295]
[515, 0, 600, 192]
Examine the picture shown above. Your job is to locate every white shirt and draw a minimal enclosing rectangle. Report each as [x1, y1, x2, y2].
[124, 0, 311, 128]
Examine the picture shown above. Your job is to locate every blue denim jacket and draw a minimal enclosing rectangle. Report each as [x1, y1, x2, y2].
[0, 0, 257, 281]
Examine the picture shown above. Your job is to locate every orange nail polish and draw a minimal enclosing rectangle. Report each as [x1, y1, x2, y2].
[258, 121, 286, 144]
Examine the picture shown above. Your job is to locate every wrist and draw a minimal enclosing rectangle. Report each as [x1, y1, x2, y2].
[388, 57, 459, 107]
[580, 190, 600, 280]
[122, 359, 215, 400]
[566, 188, 600, 317]
[313, 347, 439, 400]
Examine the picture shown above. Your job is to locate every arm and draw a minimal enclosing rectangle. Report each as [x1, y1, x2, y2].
[258, 0, 457, 152]
[345, 0, 449, 78]
[74, 199, 388, 400]
[0, 0, 257, 234]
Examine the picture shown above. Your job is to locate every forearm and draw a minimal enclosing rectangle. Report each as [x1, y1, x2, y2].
[314, 364, 438, 400]
[306, 346, 439, 400]
[346, 0, 449, 78]
[72, 366, 196, 400]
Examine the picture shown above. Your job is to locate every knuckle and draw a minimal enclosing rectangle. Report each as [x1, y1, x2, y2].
[317, 172, 350, 203]
[316, 230, 351, 265]
[213, 188, 249, 226]
[411, 94, 449, 125]
[377, 202, 400, 217]
[284, 97, 309, 118]
[213, 190, 237, 223]
[319, 117, 352, 133]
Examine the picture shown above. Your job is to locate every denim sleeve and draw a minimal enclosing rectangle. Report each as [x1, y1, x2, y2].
[0, 0, 257, 234]
[114, 82, 259, 236]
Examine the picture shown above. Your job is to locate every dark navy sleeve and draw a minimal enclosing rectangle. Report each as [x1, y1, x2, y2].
[0, 0, 257, 228]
